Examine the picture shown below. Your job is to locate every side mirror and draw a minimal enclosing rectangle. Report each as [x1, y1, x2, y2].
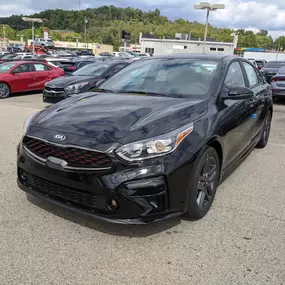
[11, 69, 20, 74]
[222, 86, 254, 100]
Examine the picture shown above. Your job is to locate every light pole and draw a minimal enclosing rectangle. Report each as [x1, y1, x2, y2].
[22, 17, 43, 55]
[84, 16, 88, 49]
[193, 2, 225, 54]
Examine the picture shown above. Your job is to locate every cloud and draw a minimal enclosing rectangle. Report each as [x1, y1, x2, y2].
[0, 0, 285, 39]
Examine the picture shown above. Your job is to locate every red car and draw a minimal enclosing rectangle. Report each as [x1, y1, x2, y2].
[0, 61, 65, 99]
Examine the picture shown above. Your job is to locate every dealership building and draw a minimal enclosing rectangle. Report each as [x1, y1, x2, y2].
[139, 33, 237, 56]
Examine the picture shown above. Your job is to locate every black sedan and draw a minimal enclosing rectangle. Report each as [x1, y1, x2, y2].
[260, 61, 285, 82]
[43, 61, 129, 103]
[17, 54, 272, 224]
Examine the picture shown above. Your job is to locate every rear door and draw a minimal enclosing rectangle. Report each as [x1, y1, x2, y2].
[31, 63, 52, 90]
[241, 61, 268, 139]
[9, 63, 35, 92]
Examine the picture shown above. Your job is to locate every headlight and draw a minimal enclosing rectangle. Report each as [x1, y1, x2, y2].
[23, 112, 39, 135]
[116, 123, 194, 162]
[65, 82, 89, 92]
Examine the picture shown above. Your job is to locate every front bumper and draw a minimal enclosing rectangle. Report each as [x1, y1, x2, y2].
[43, 89, 72, 102]
[17, 142, 192, 224]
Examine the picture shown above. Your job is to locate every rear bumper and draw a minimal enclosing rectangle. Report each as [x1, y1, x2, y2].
[17, 141, 192, 224]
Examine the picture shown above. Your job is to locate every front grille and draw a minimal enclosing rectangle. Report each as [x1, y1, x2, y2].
[45, 86, 65, 93]
[27, 174, 109, 212]
[23, 136, 112, 169]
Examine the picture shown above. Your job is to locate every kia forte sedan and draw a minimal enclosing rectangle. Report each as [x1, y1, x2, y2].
[17, 55, 273, 224]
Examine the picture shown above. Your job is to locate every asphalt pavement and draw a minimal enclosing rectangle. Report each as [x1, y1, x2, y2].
[0, 93, 285, 285]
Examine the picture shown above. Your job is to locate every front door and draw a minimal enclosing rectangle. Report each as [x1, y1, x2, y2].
[219, 60, 254, 168]
[10, 64, 34, 92]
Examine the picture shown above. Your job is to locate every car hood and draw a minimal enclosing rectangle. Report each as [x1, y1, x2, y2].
[46, 75, 99, 88]
[28, 93, 208, 150]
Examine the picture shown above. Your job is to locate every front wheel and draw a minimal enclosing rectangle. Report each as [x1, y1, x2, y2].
[0, 83, 10, 99]
[186, 146, 220, 220]
[256, 111, 272, 149]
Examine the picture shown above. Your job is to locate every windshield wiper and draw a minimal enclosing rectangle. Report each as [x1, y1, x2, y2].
[93, 88, 116, 93]
[118, 90, 168, 97]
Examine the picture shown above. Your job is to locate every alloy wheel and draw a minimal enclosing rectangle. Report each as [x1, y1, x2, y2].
[196, 155, 218, 210]
[0, 83, 9, 99]
[263, 113, 271, 144]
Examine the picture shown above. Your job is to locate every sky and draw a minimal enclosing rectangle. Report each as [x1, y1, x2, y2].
[0, 0, 285, 39]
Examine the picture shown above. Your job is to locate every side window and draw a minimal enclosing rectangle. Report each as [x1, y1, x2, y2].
[242, 62, 259, 87]
[34, 64, 50, 71]
[105, 64, 126, 77]
[13, 64, 33, 73]
[225, 62, 245, 87]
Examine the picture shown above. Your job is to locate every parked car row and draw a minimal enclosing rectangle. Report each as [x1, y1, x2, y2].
[17, 54, 273, 224]
[259, 61, 285, 100]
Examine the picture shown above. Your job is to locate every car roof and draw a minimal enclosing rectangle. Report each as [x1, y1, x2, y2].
[12, 61, 49, 65]
[152, 53, 234, 60]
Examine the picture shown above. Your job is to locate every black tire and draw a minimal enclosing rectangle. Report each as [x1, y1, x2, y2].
[186, 146, 220, 220]
[0, 83, 11, 99]
[256, 111, 272, 149]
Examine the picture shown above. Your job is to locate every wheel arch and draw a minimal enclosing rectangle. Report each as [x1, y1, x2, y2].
[0, 81, 11, 93]
[206, 137, 223, 179]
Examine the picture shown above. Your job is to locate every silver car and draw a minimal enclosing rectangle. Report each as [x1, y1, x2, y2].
[271, 66, 285, 100]
[32, 38, 54, 48]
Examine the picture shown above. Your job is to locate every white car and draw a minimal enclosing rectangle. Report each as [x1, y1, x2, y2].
[13, 53, 37, 60]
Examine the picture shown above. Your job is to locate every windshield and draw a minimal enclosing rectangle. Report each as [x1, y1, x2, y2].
[72, 63, 110, 76]
[265, 62, 285, 68]
[0, 63, 17, 73]
[99, 58, 220, 98]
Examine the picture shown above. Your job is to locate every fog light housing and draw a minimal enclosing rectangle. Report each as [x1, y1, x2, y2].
[107, 199, 118, 211]
[18, 169, 28, 185]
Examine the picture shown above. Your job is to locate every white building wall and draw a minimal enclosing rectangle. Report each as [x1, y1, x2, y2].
[141, 38, 233, 55]
[244, 51, 285, 61]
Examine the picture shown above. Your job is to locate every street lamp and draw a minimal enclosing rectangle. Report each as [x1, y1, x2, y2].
[193, 2, 225, 54]
[22, 17, 43, 55]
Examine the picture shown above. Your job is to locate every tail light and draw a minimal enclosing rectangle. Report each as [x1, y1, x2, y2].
[271, 77, 285, 82]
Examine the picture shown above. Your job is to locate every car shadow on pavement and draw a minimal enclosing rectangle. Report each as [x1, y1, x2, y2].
[26, 194, 181, 237]
[9, 90, 42, 98]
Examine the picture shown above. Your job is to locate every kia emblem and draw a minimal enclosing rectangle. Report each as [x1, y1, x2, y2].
[54, 134, 66, 141]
